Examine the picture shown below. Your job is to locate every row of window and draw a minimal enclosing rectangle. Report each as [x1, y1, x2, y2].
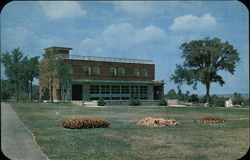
[83, 66, 148, 77]
[90, 85, 148, 100]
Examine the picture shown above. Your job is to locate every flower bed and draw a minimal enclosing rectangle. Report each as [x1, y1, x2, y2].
[61, 117, 110, 129]
[194, 117, 226, 124]
[137, 117, 180, 127]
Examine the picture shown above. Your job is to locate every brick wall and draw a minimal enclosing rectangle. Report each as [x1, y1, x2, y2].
[65, 59, 155, 81]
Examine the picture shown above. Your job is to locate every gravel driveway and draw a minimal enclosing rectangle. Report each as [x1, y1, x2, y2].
[1, 102, 48, 160]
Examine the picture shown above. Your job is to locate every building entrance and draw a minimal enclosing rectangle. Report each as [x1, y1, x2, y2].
[154, 86, 162, 100]
[72, 84, 82, 100]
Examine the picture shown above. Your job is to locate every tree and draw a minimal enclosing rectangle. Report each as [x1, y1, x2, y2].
[171, 37, 240, 104]
[232, 92, 244, 105]
[39, 50, 70, 102]
[188, 94, 199, 103]
[1, 79, 15, 100]
[2, 48, 27, 101]
[22, 56, 39, 101]
[166, 89, 177, 99]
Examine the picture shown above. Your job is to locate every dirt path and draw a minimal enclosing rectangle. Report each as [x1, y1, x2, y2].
[1, 102, 48, 160]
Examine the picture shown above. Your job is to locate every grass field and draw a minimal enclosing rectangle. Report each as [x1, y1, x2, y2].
[11, 103, 249, 160]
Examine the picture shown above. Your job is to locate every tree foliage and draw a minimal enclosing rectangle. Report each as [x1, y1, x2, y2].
[21, 56, 39, 101]
[232, 92, 244, 105]
[188, 94, 199, 103]
[39, 50, 71, 102]
[1, 48, 39, 102]
[165, 89, 190, 101]
[1, 79, 15, 100]
[171, 37, 240, 103]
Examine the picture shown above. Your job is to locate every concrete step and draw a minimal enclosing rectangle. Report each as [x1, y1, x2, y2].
[71, 101, 84, 106]
[84, 101, 98, 106]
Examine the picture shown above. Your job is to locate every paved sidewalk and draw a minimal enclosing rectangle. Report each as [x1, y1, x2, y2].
[1, 102, 48, 160]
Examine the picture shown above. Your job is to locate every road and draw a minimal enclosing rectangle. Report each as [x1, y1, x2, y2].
[1, 102, 48, 160]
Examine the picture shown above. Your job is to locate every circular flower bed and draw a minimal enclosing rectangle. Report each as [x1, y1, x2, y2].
[194, 117, 226, 124]
[137, 117, 180, 127]
[61, 117, 110, 129]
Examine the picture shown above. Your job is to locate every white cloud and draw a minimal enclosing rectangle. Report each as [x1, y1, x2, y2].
[113, 1, 154, 14]
[170, 14, 217, 31]
[1, 26, 66, 56]
[113, 1, 204, 15]
[38, 1, 86, 19]
[80, 23, 166, 56]
[134, 25, 166, 43]
[1, 27, 37, 52]
[40, 36, 64, 47]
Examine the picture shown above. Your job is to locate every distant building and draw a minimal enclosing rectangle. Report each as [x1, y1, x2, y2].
[39, 47, 164, 102]
[224, 98, 233, 107]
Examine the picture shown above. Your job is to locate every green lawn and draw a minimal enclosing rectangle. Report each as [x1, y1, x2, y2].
[11, 103, 249, 160]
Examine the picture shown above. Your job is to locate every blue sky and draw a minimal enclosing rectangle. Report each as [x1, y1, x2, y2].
[1, 1, 249, 95]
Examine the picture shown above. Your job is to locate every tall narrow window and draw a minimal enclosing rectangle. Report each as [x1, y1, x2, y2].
[142, 69, 148, 77]
[140, 86, 148, 99]
[121, 86, 129, 94]
[66, 64, 73, 74]
[101, 85, 110, 94]
[83, 66, 91, 75]
[134, 69, 140, 76]
[110, 67, 117, 76]
[118, 68, 125, 76]
[111, 86, 120, 94]
[93, 67, 100, 75]
[131, 86, 139, 99]
[90, 85, 99, 94]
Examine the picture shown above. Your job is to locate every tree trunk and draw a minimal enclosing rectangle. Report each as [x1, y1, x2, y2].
[205, 82, 210, 104]
[16, 82, 19, 102]
[59, 78, 62, 101]
[30, 80, 33, 102]
[26, 83, 30, 102]
[50, 78, 54, 103]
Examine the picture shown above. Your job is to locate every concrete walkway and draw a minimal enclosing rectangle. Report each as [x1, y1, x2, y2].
[1, 102, 48, 160]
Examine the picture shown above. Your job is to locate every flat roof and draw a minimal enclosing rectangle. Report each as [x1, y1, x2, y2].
[66, 55, 153, 64]
[72, 80, 164, 84]
[44, 46, 73, 50]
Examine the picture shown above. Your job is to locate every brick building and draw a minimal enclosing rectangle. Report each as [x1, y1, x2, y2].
[39, 47, 164, 102]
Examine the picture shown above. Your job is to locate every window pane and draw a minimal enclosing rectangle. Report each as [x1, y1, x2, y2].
[66, 64, 73, 74]
[110, 68, 117, 76]
[111, 86, 120, 94]
[83, 66, 91, 75]
[131, 86, 139, 98]
[101, 85, 110, 94]
[90, 85, 99, 94]
[93, 67, 100, 75]
[142, 69, 147, 77]
[140, 86, 148, 99]
[134, 69, 140, 76]
[118, 68, 125, 76]
[121, 86, 129, 94]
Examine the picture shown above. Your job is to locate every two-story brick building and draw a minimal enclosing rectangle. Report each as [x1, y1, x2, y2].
[39, 47, 164, 102]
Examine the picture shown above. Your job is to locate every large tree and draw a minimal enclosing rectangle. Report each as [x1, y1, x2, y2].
[171, 37, 240, 104]
[39, 50, 70, 102]
[2, 48, 40, 102]
[22, 56, 40, 101]
[2, 48, 27, 101]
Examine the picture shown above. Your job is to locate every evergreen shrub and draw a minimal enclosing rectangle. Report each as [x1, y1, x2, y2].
[130, 98, 141, 106]
[98, 98, 106, 106]
[158, 99, 167, 106]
